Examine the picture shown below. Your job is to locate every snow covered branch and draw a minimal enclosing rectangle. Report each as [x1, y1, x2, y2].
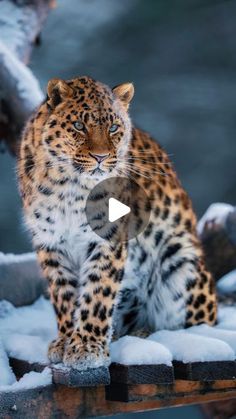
[0, 0, 55, 154]
[198, 203, 236, 281]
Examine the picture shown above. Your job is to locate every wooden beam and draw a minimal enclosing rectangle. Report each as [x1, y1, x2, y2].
[173, 360, 236, 381]
[52, 365, 110, 387]
[10, 358, 174, 388]
[109, 363, 174, 385]
[1, 380, 236, 418]
[9, 358, 110, 387]
[3, 357, 236, 416]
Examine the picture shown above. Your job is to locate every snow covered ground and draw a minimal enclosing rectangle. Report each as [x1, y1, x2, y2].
[0, 298, 54, 390]
[0, 202, 236, 392]
[1, 296, 236, 391]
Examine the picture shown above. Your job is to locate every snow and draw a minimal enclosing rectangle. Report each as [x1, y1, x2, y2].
[186, 324, 236, 354]
[4, 334, 48, 365]
[216, 306, 236, 330]
[0, 0, 37, 59]
[0, 40, 43, 115]
[0, 297, 56, 392]
[217, 270, 236, 295]
[1, 199, 236, 391]
[0, 368, 52, 393]
[0, 300, 14, 318]
[0, 339, 15, 386]
[0, 297, 57, 365]
[1, 296, 236, 391]
[148, 330, 235, 363]
[197, 202, 234, 235]
[0, 297, 56, 340]
[0, 252, 36, 266]
[110, 336, 172, 366]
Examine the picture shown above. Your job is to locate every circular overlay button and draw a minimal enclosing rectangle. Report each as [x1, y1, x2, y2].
[85, 177, 151, 242]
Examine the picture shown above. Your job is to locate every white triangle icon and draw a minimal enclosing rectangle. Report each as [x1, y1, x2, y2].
[108, 198, 131, 222]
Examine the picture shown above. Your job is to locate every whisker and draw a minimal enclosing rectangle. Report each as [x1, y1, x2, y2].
[127, 151, 174, 158]
[127, 157, 172, 166]
[122, 166, 152, 180]
[120, 162, 169, 178]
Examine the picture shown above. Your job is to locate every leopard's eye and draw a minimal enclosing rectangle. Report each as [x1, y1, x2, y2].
[73, 121, 84, 131]
[109, 124, 119, 133]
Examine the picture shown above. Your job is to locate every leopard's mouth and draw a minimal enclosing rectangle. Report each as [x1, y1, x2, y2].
[90, 167, 104, 175]
[73, 160, 117, 177]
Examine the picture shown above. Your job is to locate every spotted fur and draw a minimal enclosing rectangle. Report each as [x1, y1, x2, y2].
[18, 76, 217, 369]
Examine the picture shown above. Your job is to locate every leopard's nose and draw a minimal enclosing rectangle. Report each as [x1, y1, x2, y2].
[89, 153, 110, 163]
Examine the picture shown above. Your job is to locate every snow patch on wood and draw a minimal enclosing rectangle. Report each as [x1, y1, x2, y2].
[0, 368, 51, 392]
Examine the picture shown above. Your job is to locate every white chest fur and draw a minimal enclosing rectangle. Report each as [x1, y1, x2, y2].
[25, 181, 99, 263]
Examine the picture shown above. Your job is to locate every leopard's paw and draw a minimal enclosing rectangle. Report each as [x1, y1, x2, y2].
[63, 336, 110, 370]
[48, 337, 66, 364]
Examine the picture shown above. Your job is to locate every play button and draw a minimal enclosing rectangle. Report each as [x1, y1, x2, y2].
[108, 198, 130, 222]
[85, 177, 151, 242]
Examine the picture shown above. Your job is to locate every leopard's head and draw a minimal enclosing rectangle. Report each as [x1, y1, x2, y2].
[43, 76, 134, 179]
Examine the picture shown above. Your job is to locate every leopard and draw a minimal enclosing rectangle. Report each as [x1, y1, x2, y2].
[17, 76, 217, 370]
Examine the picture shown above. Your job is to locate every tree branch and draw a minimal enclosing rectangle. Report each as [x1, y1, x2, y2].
[0, 0, 55, 154]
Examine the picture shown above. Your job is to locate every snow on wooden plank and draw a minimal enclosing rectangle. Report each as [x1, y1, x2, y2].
[9, 357, 110, 387]
[110, 335, 172, 367]
[10, 357, 173, 388]
[0, 368, 51, 395]
[10, 355, 236, 388]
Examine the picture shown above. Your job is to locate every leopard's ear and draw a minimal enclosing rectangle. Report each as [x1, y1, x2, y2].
[112, 82, 134, 110]
[47, 78, 73, 108]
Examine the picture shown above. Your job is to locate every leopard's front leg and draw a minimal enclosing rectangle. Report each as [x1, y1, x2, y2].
[63, 242, 126, 370]
[37, 248, 78, 363]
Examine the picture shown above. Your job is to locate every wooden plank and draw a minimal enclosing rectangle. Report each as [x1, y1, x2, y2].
[10, 356, 236, 390]
[10, 358, 173, 388]
[9, 358, 46, 378]
[9, 357, 110, 387]
[106, 379, 236, 403]
[52, 364, 110, 387]
[7, 359, 236, 411]
[109, 363, 174, 389]
[2, 380, 236, 417]
[108, 361, 174, 404]
[173, 360, 236, 381]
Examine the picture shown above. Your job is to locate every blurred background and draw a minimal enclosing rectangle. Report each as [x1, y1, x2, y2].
[1, 0, 235, 416]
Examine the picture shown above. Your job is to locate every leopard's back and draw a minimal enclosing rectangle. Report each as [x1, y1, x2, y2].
[114, 128, 216, 335]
